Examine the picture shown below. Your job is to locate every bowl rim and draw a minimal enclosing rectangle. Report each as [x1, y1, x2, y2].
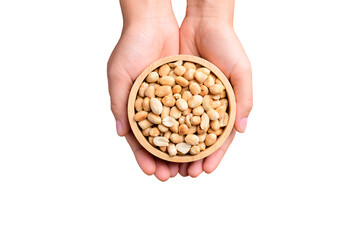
[127, 55, 236, 163]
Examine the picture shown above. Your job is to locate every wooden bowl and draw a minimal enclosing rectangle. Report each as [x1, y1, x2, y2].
[128, 55, 236, 163]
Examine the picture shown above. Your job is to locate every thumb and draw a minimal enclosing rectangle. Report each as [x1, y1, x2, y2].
[107, 59, 132, 136]
[230, 62, 253, 133]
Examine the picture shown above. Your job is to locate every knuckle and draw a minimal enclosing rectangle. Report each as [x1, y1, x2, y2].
[245, 99, 253, 113]
[107, 62, 120, 81]
[239, 98, 253, 114]
[110, 103, 122, 115]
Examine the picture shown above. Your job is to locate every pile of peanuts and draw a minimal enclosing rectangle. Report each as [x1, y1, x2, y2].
[133, 60, 229, 156]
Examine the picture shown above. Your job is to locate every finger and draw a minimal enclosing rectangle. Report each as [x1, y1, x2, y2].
[230, 61, 253, 133]
[154, 159, 171, 182]
[203, 128, 236, 174]
[168, 162, 179, 178]
[187, 159, 204, 178]
[107, 55, 133, 137]
[125, 132, 156, 175]
[179, 163, 189, 177]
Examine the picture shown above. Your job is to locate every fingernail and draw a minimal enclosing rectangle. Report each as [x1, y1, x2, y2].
[116, 120, 123, 136]
[239, 117, 248, 133]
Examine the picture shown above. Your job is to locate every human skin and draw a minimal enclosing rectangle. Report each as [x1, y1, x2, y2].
[107, 0, 180, 181]
[178, 0, 253, 177]
[107, 0, 252, 181]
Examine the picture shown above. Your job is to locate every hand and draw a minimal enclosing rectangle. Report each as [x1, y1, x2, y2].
[178, 0, 253, 176]
[107, 0, 180, 181]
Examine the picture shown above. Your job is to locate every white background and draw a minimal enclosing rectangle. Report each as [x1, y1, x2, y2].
[1, 0, 359, 239]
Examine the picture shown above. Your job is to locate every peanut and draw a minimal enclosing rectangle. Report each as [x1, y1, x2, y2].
[135, 98, 143, 112]
[175, 76, 189, 87]
[170, 133, 184, 144]
[216, 106, 227, 118]
[155, 86, 172, 97]
[205, 133, 217, 146]
[184, 62, 196, 70]
[202, 95, 213, 111]
[176, 143, 191, 154]
[208, 128, 223, 136]
[190, 116, 201, 125]
[162, 116, 177, 127]
[159, 76, 175, 86]
[210, 120, 220, 131]
[138, 119, 153, 130]
[179, 124, 189, 135]
[142, 127, 151, 137]
[138, 82, 149, 97]
[161, 106, 170, 119]
[158, 124, 169, 133]
[169, 121, 179, 133]
[190, 146, 201, 155]
[146, 72, 159, 83]
[149, 127, 161, 137]
[200, 113, 209, 130]
[183, 69, 195, 80]
[185, 134, 199, 146]
[176, 99, 188, 111]
[198, 142, 206, 151]
[182, 91, 193, 101]
[178, 116, 185, 125]
[198, 133, 207, 142]
[170, 106, 182, 119]
[219, 113, 229, 127]
[198, 67, 210, 75]
[188, 95, 203, 108]
[199, 85, 209, 97]
[207, 109, 220, 120]
[174, 65, 186, 76]
[159, 64, 170, 76]
[192, 106, 204, 116]
[204, 74, 215, 88]
[188, 126, 197, 134]
[167, 143, 177, 156]
[153, 136, 169, 147]
[220, 99, 228, 108]
[172, 85, 182, 94]
[134, 111, 148, 122]
[164, 131, 171, 139]
[145, 85, 155, 98]
[189, 82, 201, 95]
[142, 97, 150, 111]
[209, 84, 225, 95]
[194, 71, 207, 83]
[147, 113, 162, 124]
[162, 95, 176, 107]
[212, 100, 221, 109]
[150, 98, 163, 115]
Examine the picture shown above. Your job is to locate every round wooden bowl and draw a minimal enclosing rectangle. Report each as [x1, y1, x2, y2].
[128, 55, 236, 163]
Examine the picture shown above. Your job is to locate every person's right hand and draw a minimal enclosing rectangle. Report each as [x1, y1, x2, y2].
[107, 0, 180, 181]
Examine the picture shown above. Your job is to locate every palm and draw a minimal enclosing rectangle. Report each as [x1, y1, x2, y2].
[108, 19, 180, 181]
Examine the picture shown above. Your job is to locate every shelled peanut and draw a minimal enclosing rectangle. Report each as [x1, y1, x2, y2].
[134, 60, 229, 156]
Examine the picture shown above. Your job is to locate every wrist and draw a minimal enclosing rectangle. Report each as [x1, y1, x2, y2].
[185, 0, 234, 24]
[120, 0, 175, 26]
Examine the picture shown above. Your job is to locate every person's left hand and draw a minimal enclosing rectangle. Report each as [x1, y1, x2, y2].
[177, 4, 253, 177]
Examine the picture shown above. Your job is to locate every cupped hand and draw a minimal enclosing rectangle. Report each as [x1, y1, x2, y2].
[107, 2, 180, 181]
[178, 8, 253, 177]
